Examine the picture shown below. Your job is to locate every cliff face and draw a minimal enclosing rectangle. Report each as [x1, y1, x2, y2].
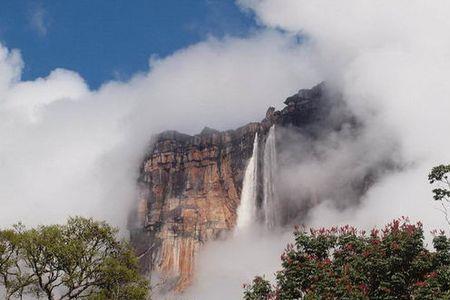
[129, 82, 345, 292]
[131, 124, 259, 292]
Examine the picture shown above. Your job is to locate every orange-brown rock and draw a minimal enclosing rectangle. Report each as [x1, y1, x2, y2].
[130, 123, 260, 292]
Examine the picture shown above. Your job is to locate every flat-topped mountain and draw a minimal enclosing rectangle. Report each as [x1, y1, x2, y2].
[128, 83, 365, 293]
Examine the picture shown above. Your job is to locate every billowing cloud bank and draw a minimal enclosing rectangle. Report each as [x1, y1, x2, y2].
[0, 32, 318, 228]
[237, 0, 450, 229]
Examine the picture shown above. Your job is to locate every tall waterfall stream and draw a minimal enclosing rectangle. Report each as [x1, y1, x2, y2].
[236, 133, 259, 231]
[263, 126, 279, 229]
[236, 125, 279, 231]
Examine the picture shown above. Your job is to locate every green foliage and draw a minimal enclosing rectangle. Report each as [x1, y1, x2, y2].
[0, 225, 36, 299]
[429, 164, 450, 202]
[243, 276, 273, 300]
[244, 219, 450, 299]
[429, 164, 450, 225]
[0, 217, 149, 300]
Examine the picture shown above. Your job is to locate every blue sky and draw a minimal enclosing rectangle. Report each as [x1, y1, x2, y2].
[0, 0, 258, 89]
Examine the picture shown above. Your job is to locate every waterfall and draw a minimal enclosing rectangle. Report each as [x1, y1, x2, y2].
[235, 126, 280, 231]
[236, 133, 259, 231]
[263, 125, 280, 229]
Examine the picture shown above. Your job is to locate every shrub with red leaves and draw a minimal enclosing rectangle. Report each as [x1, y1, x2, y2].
[243, 218, 450, 299]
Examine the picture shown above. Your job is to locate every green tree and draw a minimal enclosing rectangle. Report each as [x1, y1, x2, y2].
[0, 226, 35, 299]
[243, 276, 273, 300]
[0, 217, 149, 300]
[429, 164, 450, 224]
[244, 218, 450, 299]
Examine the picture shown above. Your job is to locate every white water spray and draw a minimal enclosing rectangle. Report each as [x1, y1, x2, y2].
[263, 125, 280, 229]
[236, 133, 259, 231]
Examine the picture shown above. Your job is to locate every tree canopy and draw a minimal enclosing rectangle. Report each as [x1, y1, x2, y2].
[429, 164, 450, 224]
[244, 218, 450, 299]
[0, 217, 148, 300]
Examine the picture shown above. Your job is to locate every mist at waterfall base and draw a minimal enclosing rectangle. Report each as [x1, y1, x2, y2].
[183, 91, 401, 299]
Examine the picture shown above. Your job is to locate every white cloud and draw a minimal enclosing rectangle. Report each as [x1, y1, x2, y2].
[236, 0, 450, 230]
[176, 1, 450, 297]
